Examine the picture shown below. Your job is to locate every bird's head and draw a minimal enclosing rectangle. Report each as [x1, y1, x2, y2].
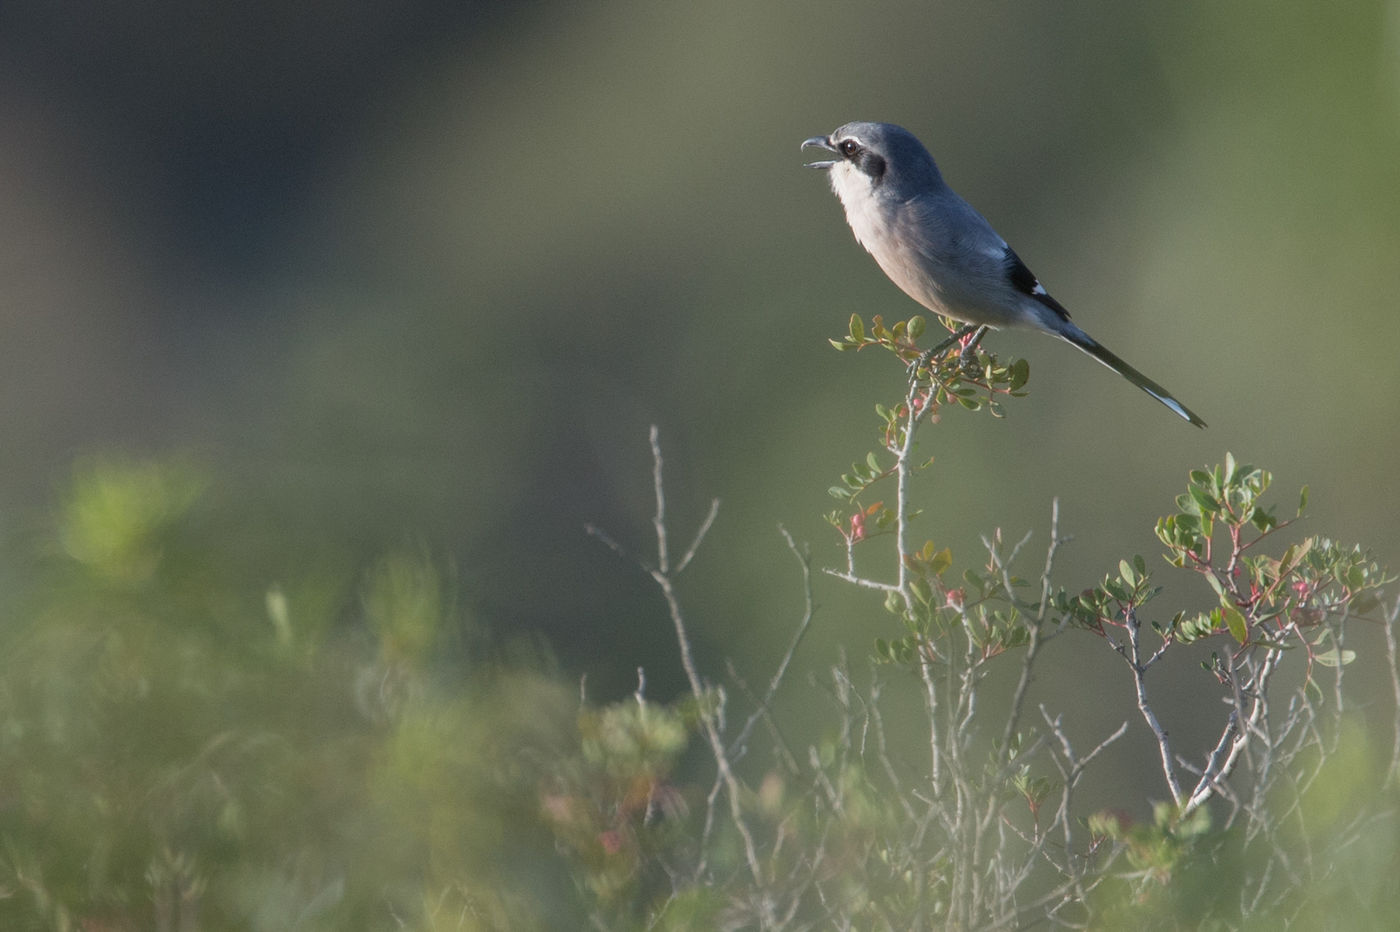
[802, 121, 942, 202]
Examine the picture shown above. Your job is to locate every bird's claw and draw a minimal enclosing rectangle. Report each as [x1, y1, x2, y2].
[907, 324, 983, 384]
[957, 345, 981, 374]
[906, 347, 937, 384]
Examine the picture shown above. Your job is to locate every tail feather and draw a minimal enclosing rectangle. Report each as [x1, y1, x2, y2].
[1056, 326, 1206, 428]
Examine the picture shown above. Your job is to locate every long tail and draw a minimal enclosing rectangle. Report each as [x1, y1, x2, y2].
[1056, 324, 1206, 427]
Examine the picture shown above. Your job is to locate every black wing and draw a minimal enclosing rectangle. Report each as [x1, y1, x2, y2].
[1005, 247, 1072, 321]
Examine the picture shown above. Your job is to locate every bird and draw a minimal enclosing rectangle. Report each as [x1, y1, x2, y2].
[802, 121, 1205, 427]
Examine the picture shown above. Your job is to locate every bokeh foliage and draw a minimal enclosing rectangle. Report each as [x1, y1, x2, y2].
[0, 427, 1396, 927]
[2, 460, 583, 929]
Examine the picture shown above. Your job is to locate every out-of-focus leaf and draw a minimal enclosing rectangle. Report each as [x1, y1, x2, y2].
[1221, 604, 1249, 644]
[1313, 647, 1356, 667]
[1120, 560, 1137, 588]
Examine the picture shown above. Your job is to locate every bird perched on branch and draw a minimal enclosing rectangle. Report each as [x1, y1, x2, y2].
[802, 121, 1205, 427]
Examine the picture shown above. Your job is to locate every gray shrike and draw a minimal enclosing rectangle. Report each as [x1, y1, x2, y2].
[802, 121, 1205, 427]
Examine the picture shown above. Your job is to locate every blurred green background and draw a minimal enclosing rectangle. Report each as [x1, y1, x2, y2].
[1, 0, 1398, 924]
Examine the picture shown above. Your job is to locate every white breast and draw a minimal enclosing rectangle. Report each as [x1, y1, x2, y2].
[828, 163, 889, 257]
[826, 162, 954, 318]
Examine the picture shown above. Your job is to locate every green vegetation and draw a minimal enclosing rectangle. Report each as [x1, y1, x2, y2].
[1, 323, 1395, 929]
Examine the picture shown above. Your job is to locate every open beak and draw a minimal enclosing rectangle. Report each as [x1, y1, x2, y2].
[801, 135, 837, 169]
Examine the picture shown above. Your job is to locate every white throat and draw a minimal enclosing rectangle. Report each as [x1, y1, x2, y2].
[828, 163, 888, 257]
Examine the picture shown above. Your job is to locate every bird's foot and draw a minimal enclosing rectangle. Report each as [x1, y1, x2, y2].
[907, 324, 980, 383]
[957, 325, 989, 373]
[906, 347, 936, 383]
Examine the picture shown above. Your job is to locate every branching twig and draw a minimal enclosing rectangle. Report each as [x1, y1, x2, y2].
[731, 527, 815, 757]
[1123, 606, 1182, 803]
[584, 336, 1396, 931]
[820, 568, 900, 594]
[1183, 646, 1286, 815]
[589, 426, 773, 924]
[1003, 498, 1067, 748]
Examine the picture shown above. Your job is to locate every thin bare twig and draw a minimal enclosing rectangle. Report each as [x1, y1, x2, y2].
[676, 498, 721, 575]
[894, 375, 923, 610]
[821, 567, 901, 594]
[1184, 642, 1287, 815]
[731, 527, 816, 756]
[1123, 606, 1182, 803]
[650, 425, 671, 574]
[1385, 595, 1400, 782]
[1003, 498, 1066, 749]
[590, 426, 772, 924]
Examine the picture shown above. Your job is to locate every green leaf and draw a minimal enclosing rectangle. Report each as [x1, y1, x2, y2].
[849, 314, 866, 342]
[829, 338, 851, 351]
[1221, 604, 1249, 644]
[1189, 484, 1219, 515]
[1177, 613, 1214, 642]
[1298, 484, 1310, 517]
[1008, 358, 1030, 391]
[1284, 538, 1313, 570]
[1119, 560, 1137, 588]
[1314, 647, 1356, 667]
[908, 315, 926, 339]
